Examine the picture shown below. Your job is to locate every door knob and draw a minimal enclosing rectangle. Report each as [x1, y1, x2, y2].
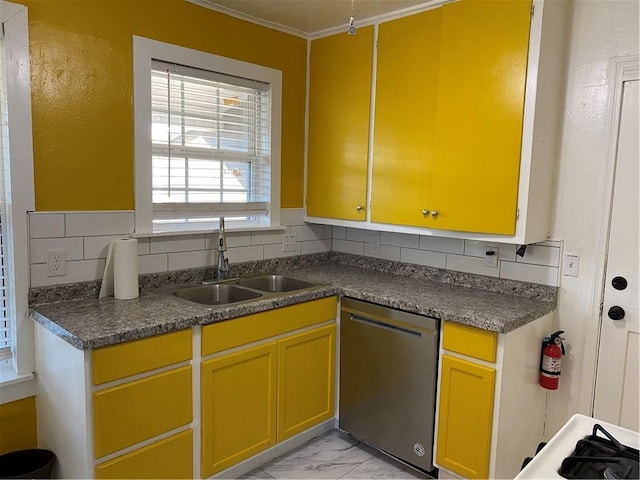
[431, 210, 439, 218]
[611, 276, 628, 290]
[356, 205, 363, 212]
[422, 209, 430, 216]
[607, 306, 625, 321]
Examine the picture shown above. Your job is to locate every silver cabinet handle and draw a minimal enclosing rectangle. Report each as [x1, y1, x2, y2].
[422, 209, 430, 216]
[356, 205, 364, 211]
[431, 210, 439, 218]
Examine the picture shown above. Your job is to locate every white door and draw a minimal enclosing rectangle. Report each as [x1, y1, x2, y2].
[593, 78, 639, 431]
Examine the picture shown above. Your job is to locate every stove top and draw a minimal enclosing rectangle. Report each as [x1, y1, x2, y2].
[515, 415, 640, 480]
[558, 424, 639, 479]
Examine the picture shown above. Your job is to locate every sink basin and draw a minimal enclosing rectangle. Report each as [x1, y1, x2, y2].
[172, 284, 263, 306]
[236, 275, 316, 293]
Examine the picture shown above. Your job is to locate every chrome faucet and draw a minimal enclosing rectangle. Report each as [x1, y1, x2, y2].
[216, 216, 229, 280]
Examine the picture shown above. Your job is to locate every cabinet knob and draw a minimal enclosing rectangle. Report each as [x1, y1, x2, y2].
[431, 210, 439, 218]
[356, 205, 364, 212]
[422, 209, 430, 216]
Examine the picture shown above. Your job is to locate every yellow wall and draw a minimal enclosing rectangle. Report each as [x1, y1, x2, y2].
[0, 397, 37, 455]
[21, 0, 307, 210]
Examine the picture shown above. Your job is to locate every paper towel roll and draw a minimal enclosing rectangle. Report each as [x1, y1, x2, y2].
[99, 238, 139, 300]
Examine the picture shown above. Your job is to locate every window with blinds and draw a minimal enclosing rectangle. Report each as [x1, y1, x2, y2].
[0, 30, 13, 363]
[150, 60, 271, 229]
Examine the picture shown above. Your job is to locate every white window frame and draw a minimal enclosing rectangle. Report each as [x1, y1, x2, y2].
[0, 1, 35, 392]
[133, 36, 282, 234]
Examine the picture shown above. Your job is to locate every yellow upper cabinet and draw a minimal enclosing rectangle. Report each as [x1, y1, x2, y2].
[306, 0, 565, 243]
[307, 27, 374, 221]
[370, 9, 442, 227]
[431, 0, 532, 235]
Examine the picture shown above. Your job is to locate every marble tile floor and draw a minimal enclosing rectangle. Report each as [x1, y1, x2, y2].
[240, 430, 433, 480]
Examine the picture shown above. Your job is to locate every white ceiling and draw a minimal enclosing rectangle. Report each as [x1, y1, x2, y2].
[189, 0, 439, 37]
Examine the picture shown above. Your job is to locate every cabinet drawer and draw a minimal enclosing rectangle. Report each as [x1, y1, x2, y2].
[92, 329, 192, 385]
[93, 366, 192, 458]
[202, 297, 337, 356]
[443, 321, 497, 363]
[95, 429, 193, 479]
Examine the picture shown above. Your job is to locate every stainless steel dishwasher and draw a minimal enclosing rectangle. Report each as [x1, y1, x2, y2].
[339, 297, 440, 472]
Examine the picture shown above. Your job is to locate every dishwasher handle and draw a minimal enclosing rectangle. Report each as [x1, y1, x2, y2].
[347, 310, 437, 338]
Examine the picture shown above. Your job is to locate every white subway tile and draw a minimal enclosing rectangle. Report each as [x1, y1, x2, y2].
[301, 239, 331, 255]
[501, 261, 559, 286]
[137, 238, 150, 255]
[30, 259, 106, 287]
[446, 254, 500, 278]
[400, 248, 446, 269]
[30, 238, 84, 264]
[167, 250, 215, 270]
[138, 254, 168, 274]
[251, 231, 284, 245]
[65, 212, 134, 237]
[264, 242, 300, 259]
[346, 228, 376, 243]
[83, 235, 131, 260]
[150, 234, 206, 254]
[381, 231, 420, 249]
[464, 240, 517, 261]
[291, 224, 326, 242]
[535, 239, 562, 248]
[324, 225, 333, 239]
[516, 244, 561, 267]
[224, 232, 252, 248]
[29, 213, 65, 239]
[419, 236, 465, 254]
[332, 239, 364, 256]
[333, 226, 347, 240]
[280, 208, 305, 226]
[379, 245, 401, 262]
[227, 245, 264, 263]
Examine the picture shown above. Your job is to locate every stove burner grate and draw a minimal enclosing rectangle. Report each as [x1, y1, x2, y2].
[558, 424, 639, 479]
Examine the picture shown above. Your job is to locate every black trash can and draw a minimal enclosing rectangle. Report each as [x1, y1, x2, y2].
[0, 449, 55, 479]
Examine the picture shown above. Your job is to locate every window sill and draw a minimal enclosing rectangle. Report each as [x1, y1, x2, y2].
[0, 366, 36, 404]
[132, 224, 287, 238]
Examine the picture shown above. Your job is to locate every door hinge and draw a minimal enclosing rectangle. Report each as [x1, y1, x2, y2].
[599, 302, 604, 316]
[531, 4, 535, 19]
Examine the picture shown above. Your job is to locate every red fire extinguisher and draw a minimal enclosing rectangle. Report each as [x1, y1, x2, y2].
[539, 331, 565, 390]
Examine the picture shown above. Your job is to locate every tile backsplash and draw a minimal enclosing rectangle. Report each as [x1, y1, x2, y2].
[331, 226, 561, 287]
[27, 210, 561, 288]
[28, 209, 331, 288]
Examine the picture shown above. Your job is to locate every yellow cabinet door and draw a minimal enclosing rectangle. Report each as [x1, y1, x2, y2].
[307, 27, 373, 221]
[371, 9, 441, 227]
[95, 430, 193, 479]
[432, 0, 532, 234]
[201, 343, 277, 477]
[436, 355, 496, 479]
[277, 324, 336, 441]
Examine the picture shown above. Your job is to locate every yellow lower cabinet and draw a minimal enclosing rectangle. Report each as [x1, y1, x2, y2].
[93, 366, 193, 458]
[436, 355, 496, 479]
[277, 325, 336, 441]
[95, 430, 193, 479]
[201, 343, 278, 477]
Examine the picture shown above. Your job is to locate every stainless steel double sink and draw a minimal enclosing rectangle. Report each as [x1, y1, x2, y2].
[155, 275, 319, 308]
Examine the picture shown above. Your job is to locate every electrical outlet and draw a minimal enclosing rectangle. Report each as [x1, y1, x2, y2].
[46, 248, 67, 277]
[282, 233, 296, 252]
[369, 234, 381, 255]
[485, 247, 499, 268]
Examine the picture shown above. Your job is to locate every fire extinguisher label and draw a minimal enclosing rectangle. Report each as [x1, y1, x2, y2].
[541, 356, 561, 376]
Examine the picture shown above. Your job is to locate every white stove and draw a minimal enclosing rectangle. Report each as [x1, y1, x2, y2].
[515, 414, 640, 479]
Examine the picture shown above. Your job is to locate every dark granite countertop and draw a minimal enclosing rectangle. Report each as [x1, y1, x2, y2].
[30, 253, 557, 350]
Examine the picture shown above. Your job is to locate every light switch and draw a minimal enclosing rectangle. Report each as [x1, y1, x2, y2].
[563, 254, 579, 277]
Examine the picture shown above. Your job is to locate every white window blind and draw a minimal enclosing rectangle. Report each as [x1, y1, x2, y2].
[151, 60, 271, 229]
[0, 28, 13, 363]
